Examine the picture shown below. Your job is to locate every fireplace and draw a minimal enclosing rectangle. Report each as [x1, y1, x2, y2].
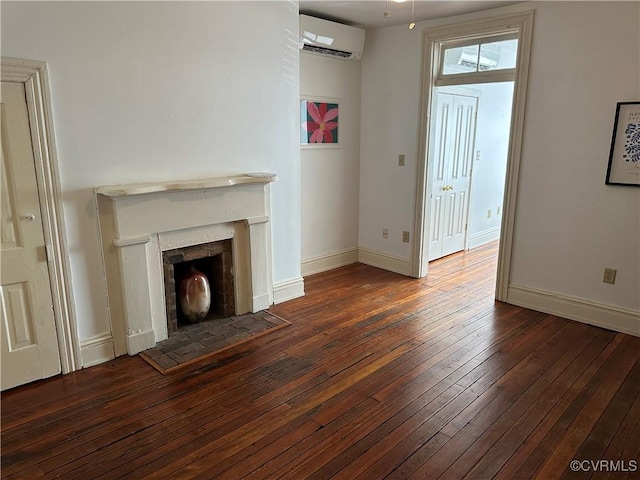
[163, 239, 234, 335]
[96, 173, 277, 356]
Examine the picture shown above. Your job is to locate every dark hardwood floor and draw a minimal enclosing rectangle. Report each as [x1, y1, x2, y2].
[2, 242, 639, 479]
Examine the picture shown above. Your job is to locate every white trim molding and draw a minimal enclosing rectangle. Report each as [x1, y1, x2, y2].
[358, 248, 412, 277]
[468, 226, 501, 250]
[80, 333, 115, 368]
[1, 57, 81, 373]
[301, 247, 359, 276]
[273, 277, 305, 304]
[507, 285, 640, 337]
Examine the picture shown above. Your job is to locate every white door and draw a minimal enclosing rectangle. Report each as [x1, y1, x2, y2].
[1, 81, 61, 390]
[428, 92, 478, 261]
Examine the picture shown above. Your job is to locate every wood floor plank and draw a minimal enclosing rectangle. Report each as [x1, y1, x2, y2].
[406, 320, 596, 480]
[595, 388, 640, 480]
[532, 336, 639, 480]
[2, 242, 638, 480]
[309, 313, 541, 479]
[561, 355, 640, 480]
[461, 330, 615, 480]
[451, 327, 602, 476]
[493, 331, 628, 480]
[300, 312, 555, 479]
[506, 334, 637, 480]
[242, 397, 381, 480]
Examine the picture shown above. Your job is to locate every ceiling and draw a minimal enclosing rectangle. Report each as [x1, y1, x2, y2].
[299, 1, 522, 30]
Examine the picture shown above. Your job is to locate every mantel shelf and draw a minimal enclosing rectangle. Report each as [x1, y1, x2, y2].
[95, 173, 278, 198]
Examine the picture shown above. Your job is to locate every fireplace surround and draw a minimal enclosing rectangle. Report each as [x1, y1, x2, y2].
[96, 173, 277, 356]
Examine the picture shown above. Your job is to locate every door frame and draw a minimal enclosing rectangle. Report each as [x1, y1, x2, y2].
[411, 11, 534, 302]
[1, 57, 80, 374]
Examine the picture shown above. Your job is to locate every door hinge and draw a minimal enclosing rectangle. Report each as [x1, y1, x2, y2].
[46, 244, 54, 262]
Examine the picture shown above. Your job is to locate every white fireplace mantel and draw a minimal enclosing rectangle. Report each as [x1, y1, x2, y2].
[96, 173, 278, 356]
[95, 172, 278, 198]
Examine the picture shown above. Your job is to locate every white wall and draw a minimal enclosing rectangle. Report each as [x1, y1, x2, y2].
[509, 1, 639, 313]
[467, 82, 514, 241]
[1, 1, 302, 359]
[359, 2, 639, 321]
[300, 52, 361, 272]
[359, 26, 421, 262]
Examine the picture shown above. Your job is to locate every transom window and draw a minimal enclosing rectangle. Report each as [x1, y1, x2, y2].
[437, 34, 519, 85]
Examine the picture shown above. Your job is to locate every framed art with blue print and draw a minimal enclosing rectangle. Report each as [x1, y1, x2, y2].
[606, 101, 640, 186]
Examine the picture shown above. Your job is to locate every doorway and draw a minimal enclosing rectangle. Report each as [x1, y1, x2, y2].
[428, 82, 514, 262]
[411, 11, 534, 302]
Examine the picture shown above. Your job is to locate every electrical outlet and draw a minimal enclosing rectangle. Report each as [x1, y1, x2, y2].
[402, 231, 410, 243]
[487, 209, 492, 219]
[603, 268, 617, 285]
[398, 154, 405, 167]
[476, 150, 481, 161]
[382, 228, 388, 239]
[497, 206, 501, 215]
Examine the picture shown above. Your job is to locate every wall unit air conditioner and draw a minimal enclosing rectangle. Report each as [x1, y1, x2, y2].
[299, 14, 365, 61]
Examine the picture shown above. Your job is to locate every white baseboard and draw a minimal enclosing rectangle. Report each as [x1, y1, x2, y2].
[80, 332, 115, 368]
[273, 277, 305, 304]
[507, 284, 640, 337]
[301, 247, 359, 276]
[468, 226, 501, 249]
[358, 247, 412, 276]
[253, 292, 272, 312]
[127, 329, 156, 355]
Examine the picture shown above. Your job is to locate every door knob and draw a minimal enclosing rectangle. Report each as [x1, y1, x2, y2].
[22, 214, 36, 221]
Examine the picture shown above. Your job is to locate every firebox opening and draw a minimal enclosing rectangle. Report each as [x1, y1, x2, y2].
[162, 239, 234, 337]
[174, 258, 218, 324]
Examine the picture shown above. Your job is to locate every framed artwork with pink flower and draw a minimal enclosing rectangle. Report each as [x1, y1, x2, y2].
[300, 98, 339, 146]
